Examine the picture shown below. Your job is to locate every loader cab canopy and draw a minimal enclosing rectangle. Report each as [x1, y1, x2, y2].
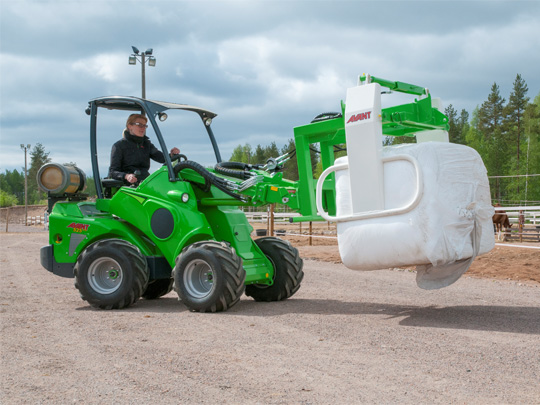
[87, 96, 221, 199]
[90, 96, 217, 120]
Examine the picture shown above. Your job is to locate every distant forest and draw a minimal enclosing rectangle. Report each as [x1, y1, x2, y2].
[1, 74, 539, 207]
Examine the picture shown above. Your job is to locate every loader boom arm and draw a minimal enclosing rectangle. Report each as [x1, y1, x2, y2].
[196, 74, 450, 222]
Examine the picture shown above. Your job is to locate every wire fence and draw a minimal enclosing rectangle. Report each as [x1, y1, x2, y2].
[489, 174, 540, 206]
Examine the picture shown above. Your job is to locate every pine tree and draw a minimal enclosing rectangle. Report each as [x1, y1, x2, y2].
[281, 138, 299, 181]
[444, 104, 459, 143]
[28, 143, 51, 204]
[457, 109, 469, 145]
[253, 144, 266, 164]
[476, 83, 508, 200]
[477, 82, 506, 138]
[504, 74, 529, 177]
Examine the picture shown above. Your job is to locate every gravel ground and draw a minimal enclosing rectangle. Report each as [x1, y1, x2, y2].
[1, 232, 539, 404]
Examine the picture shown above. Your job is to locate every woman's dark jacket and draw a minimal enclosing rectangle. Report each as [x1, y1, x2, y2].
[108, 130, 165, 183]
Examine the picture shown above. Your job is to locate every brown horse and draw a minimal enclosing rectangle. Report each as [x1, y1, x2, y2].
[493, 204, 512, 241]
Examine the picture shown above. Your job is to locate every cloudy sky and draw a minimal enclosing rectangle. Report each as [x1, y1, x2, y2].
[1, 0, 539, 178]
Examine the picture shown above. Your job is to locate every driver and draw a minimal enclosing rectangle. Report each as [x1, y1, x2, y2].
[109, 114, 180, 185]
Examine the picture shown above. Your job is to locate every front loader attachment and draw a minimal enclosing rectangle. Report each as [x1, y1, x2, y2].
[314, 76, 494, 289]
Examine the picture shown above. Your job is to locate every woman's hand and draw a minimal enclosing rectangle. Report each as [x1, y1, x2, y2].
[170, 147, 180, 155]
[125, 173, 138, 184]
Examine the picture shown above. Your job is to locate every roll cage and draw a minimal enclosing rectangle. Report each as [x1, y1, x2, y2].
[86, 96, 220, 199]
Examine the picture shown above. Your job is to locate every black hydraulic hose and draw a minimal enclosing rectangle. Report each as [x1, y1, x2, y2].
[214, 162, 252, 180]
[311, 112, 342, 123]
[220, 161, 251, 170]
[174, 160, 244, 201]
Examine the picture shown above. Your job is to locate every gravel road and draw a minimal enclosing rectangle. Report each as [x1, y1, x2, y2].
[1, 232, 539, 404]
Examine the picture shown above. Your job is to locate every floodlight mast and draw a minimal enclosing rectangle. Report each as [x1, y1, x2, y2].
[128, 46, 156, 99]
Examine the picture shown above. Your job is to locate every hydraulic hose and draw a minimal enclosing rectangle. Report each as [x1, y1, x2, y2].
[173, 160, 244, 201]
[214, 162, 253, 180]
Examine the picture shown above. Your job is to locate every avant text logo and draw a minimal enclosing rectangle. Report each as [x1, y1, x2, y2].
[346, 111, 372, 124]
[67, 223, 90, 233]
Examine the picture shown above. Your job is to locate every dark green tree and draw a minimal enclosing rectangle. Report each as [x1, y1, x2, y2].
[504, 74, 529, 176]
[266, 142, 280, 160]
[456, 109, 469, 145]
[28, 143, 51, 204]
[522, 92, 540, 202]
[476, 83, 508, 186]
[444, 104, 460, 144]
[477, 82, 506, 138]
[0, 169, 25, 204]
[253, 144, 266, 164]
[281, 138, 298, 181]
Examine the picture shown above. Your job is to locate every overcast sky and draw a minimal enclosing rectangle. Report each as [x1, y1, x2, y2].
[1, 0, 539, 177]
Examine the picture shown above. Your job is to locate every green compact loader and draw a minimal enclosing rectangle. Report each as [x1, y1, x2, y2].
[39, 74, 451, 312]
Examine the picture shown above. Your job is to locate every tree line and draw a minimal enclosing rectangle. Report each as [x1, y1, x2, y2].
[446, 74, 539, 203]
[1, 74, 538, 207]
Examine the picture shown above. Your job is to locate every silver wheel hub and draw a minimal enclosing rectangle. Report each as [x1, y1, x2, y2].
[88, 257, 123, 294]
[184, 259, 214, 298]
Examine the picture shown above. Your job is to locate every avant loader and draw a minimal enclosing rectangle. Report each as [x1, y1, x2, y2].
[40, 74, 492, 312]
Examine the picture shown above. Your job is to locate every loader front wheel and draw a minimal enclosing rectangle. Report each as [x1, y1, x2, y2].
[74, 239, 149, 310]
[245, 237, 304, 302]
[173, 241, 245, 312]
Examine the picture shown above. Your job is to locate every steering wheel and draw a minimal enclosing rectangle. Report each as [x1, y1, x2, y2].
[170, 153, 188, 163]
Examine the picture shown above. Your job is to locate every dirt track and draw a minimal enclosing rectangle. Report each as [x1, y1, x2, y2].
[1, 231, 539, 404]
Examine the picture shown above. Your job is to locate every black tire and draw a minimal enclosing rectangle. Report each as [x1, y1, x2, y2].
[245, 237, 304, 302]
[173, 241, 246, 313]
[142, 278, 173, 299]
[74, 239, 149, 310]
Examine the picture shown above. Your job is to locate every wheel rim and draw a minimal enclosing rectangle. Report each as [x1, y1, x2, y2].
[183, 259, 214, 299]
[87, 257, 123, 295]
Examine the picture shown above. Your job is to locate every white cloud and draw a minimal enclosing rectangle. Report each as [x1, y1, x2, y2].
[72, 54, 127, 82]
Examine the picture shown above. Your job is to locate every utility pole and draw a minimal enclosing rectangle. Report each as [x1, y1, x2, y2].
[20, 144, 30, 226]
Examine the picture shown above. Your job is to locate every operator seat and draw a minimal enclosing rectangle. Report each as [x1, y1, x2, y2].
[101, 178, 124, 198]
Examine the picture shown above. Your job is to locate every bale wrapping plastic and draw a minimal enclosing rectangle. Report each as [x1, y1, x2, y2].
[334, 142, 494, 289]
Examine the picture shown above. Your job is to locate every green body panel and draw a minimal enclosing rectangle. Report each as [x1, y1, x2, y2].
[49, 165, 274, 285]
[48, 201, 160, 265]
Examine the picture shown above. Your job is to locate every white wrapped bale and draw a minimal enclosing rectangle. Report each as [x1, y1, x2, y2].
[331, 142, 494, 289]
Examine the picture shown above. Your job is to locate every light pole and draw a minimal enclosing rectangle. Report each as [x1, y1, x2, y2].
[128, 46, 156, 99]
[20, 144, 30, 226]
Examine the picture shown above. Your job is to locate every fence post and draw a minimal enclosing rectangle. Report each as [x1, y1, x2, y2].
[519, 210, 525, 243]
[269, 204, 275, 236]
[5, 208, 10, 233]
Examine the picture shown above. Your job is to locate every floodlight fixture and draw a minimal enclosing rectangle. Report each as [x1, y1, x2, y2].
[129, 46, 156, 99]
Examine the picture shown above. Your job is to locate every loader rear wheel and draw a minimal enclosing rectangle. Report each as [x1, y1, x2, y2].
[245, 237, 304, 302]
[74, 239, 149, 310]
[173, 241, 246, 313]
[142, 278, 174, 299]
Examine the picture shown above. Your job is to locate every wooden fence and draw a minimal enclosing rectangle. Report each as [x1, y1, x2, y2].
[494, 206, 540, 242]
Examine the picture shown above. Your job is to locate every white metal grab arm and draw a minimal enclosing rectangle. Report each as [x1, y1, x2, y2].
[316, 154, 424, 222]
